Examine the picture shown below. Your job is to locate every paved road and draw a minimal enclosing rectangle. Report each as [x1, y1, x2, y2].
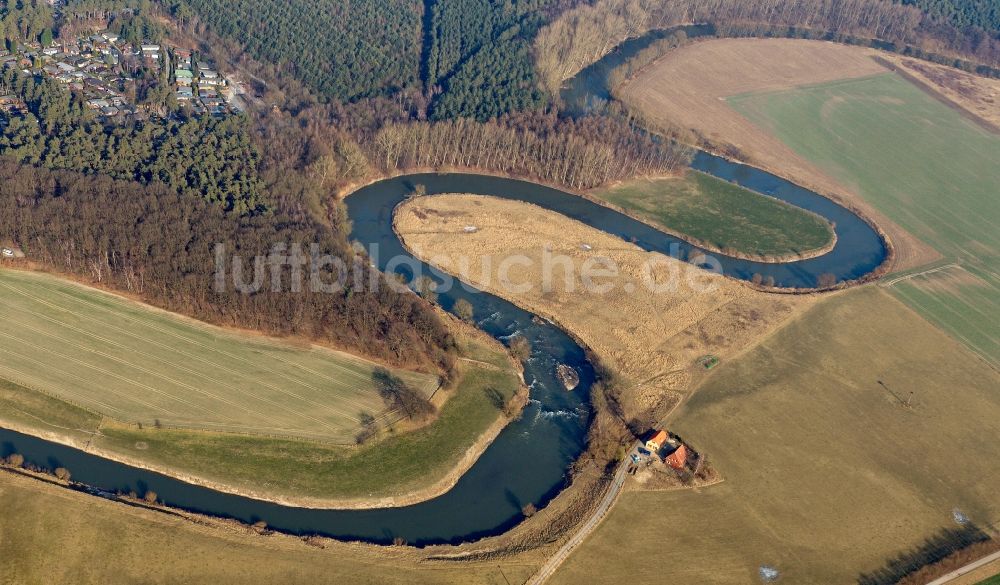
[526, 442, 639, 585]
[925, 550, 1000, 585]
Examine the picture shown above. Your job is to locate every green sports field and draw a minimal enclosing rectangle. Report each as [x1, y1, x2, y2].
[730, 73, 1000, 367]
[0, 268, 438, 443]
[590, 171, 834, 257]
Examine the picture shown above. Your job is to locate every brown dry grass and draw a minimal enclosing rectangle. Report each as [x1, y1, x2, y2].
[0, 469, 538, 585]
[880, 54, 1000, 132]
[395, 194, 814, 421]
[550, 286, 1000, 585]
[619, 37, 941, 271]
[951, 557, 1000, 585]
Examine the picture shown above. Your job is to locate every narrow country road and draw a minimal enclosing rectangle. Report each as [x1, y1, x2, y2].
[925, 550, 1000, 585]
[526, 442, 639, 585]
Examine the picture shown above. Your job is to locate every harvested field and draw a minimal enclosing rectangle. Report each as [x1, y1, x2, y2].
[590, 170, 835, 259]
[731, 73, 1000, 368]
[0, 469, 538, 585]
[395, 194, 814, 421]
[0, 268, 438, 443]
[551, 287, 1000, 584]
[619, 37, 940, 270]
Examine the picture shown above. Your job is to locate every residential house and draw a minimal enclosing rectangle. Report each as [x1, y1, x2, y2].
[665, 445, 688, 471]
[645, 430, 669, 452]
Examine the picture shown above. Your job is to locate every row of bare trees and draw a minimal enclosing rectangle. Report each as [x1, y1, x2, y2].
[534, 0, 999, 93]
[364, 114, 692, 190]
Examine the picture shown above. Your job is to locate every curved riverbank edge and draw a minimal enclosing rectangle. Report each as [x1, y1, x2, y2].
[354, 163, 891, 294]
[579, 177, 839, 263]
[0, 357, 530, 511]
[691, 148, 897, 294]
[343, 166, 839, 264]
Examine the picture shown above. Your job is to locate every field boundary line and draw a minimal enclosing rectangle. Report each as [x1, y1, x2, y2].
[0, 331, 200, 416]
[0, 362, 129, 417]
[889, 285, 999, 373]
[924, 549, 1000, 585]
[879, 262, 961, 288]
[874, 56, 1000, 135]
[0, 344, 174, 416]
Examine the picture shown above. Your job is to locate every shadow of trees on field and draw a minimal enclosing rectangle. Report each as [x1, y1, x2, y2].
[857, 524, 991, 585]
[484, 386, 506, 411]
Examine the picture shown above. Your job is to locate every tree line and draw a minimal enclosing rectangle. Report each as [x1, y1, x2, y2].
[534, 0, 1000, 94]
[363, 112, 693, 190]
[0, 159, 457, 372]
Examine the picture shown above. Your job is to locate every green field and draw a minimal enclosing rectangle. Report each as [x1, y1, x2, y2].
[89, 357, 520, 501]
[979, 573, 1000, 585]
[0, 269, 438, 443]
[0, 269, 524, 502]
[591, 171, 834, 257]
[553, 287, 1000, 584]
[0, 338, 521, 502]
[730, 73, 1000, 367]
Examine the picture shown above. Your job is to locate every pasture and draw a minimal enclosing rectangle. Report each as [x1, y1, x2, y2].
[590, 171, 834, 258]
[730, 73, 1000, 367]
[552, 287, 1000, 584]
[0, 268, 438, 443]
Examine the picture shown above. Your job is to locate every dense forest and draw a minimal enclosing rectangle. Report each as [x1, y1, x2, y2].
[0, 69, 264, 213]
[425, 0, 551, 120]
[0, 160, 456, 371]
[903, 0, 999, 33]
[0, 0, 54, 46]
[166, 0, 424, 101]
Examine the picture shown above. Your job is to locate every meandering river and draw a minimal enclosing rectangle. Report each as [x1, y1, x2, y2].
[0, 36, 887, 544]
[0, 156, 886, 545]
